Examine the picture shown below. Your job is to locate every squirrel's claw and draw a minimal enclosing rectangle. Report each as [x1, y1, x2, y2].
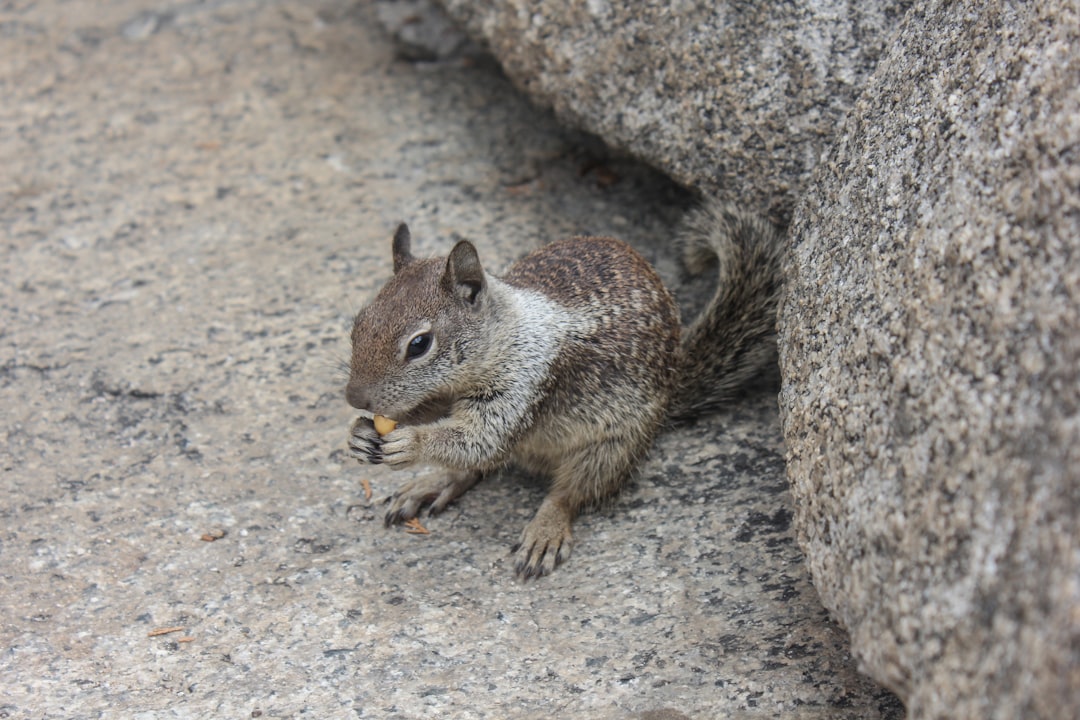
[348, 417, 383, 464]
[384, 502, 416, 528]
[513, 498, 574, 580]
[384, 470, 482, 527]
[512, 537, 571, 580]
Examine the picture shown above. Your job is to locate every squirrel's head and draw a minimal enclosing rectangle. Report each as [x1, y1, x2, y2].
[346, 223, 490, 420]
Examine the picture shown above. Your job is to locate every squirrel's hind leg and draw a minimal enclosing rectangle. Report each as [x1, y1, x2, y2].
[384, 469, 482, 526]
[512, 436, 644, 579]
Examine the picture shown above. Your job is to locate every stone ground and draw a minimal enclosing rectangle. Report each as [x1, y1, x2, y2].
[0, 1, 903, 717]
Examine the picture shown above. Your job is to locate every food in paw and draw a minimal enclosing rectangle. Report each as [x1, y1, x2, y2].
[373, 414, 398, 436]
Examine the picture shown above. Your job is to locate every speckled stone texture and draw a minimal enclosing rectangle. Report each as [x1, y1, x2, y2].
[778, 1, 1080, 718]
[432, 0, 913, 224]
[0, 0, 903, 717]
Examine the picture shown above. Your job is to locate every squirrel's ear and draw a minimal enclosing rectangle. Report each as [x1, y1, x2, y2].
[442, 240, 485, 305]
[392, 223, 414, 275]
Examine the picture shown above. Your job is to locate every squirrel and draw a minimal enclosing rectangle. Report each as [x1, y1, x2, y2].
[345, 202, 785, 579]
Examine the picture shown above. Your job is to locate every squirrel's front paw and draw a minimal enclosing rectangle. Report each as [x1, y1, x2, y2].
[348, 417, 383, 464]
[380, 425, 422, 468]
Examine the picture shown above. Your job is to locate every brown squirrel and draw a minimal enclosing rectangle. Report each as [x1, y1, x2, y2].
[346, 202, 784, 579]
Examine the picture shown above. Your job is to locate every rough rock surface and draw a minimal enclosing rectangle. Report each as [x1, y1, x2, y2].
[434, 0, 913, 224]
[778, 1, 1080, 718]
[0, 0, 902, 717]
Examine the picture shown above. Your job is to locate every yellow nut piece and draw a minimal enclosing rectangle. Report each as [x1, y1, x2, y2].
[373, 415, 398, 436]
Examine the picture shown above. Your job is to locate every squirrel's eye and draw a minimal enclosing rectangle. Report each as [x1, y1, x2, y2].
[406, 332, 432, 360]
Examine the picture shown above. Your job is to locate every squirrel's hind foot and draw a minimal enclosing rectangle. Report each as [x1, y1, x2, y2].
[383, 469, 481, 526]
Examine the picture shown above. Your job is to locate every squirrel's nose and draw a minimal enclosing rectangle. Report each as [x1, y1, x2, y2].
[345, 383, 371, 410]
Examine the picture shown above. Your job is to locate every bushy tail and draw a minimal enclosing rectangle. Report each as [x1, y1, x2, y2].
[669, 202, 786, 421]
